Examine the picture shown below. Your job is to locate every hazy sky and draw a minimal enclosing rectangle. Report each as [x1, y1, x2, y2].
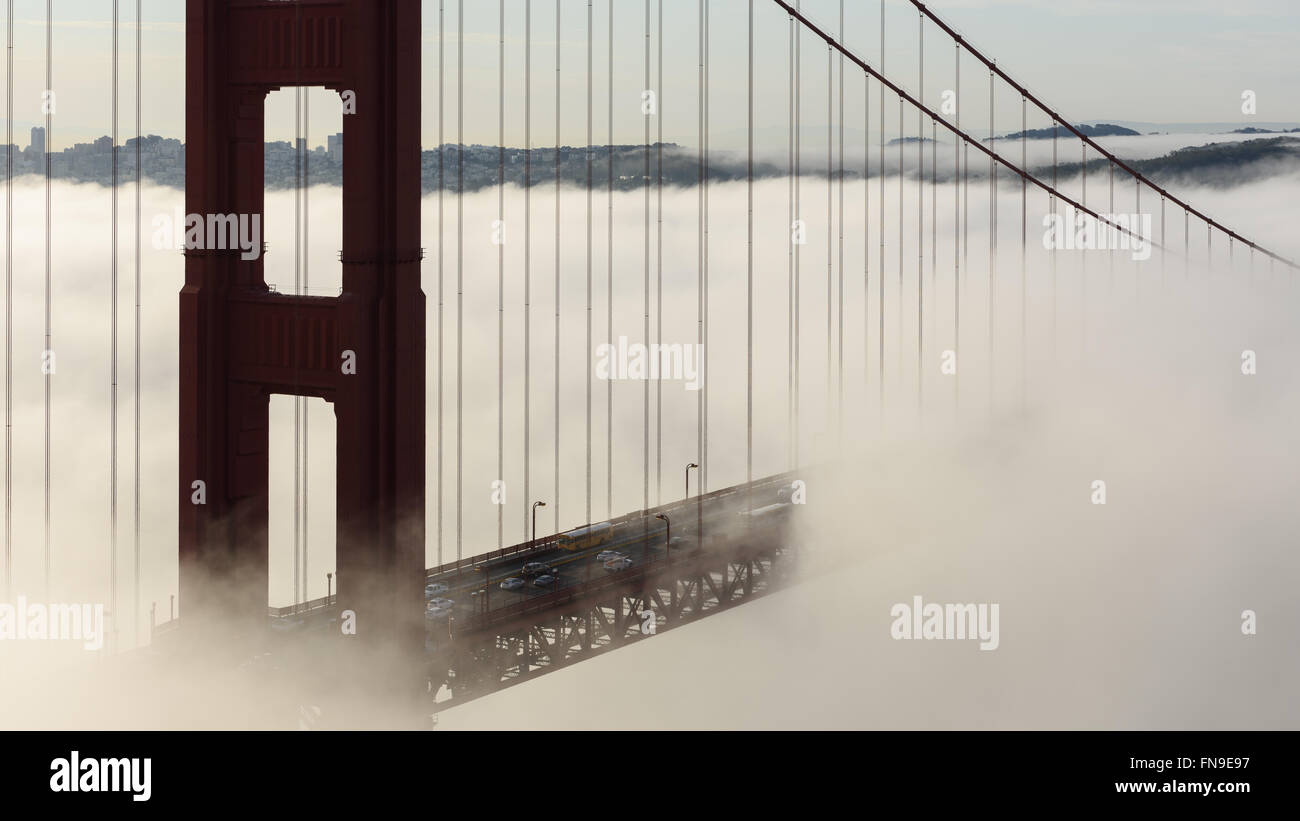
[2, 0, 1298, 731]
[6, 0, 1298, 152]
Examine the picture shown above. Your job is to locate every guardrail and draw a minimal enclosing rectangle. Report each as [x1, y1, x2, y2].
[422, 469, 801, 581]
[257, 470, 802, 622]
[268, 593, 338, 618]
[448, 535, 783, 636]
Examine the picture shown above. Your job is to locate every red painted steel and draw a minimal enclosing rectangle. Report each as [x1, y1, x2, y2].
[179, 0, 424, 661]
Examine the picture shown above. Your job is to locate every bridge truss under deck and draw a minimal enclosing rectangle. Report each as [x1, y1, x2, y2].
[429, 543, 797, 712]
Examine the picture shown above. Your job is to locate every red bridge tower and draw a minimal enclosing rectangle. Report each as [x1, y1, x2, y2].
[179, 0, 424, 657]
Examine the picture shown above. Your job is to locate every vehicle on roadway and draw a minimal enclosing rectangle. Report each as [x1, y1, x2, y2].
[520, 561, 556, 578]
[603, 556, 634, 572]
[668, 535, 694, 554]
[499, 576, 525, 591]
[428, 597, 454, 610]
[738, 502, 792, 525]
[596, 549, 626, 562]
[532, 574, 558, 588]
[736, 500, 796, 550]
[425, 605, 452, 620]
[424, 582, 448, 599]
[557, 521, 614, 551]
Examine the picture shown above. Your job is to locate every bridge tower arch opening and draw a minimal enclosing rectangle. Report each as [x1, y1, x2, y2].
[262, 85, 344, 298]
[179, 0, 424, 661]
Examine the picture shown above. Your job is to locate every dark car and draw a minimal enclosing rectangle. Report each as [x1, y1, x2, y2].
[520, 561, 556, 578]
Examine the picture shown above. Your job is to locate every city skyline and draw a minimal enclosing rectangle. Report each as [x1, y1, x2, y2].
[4, 0, 1298, 153]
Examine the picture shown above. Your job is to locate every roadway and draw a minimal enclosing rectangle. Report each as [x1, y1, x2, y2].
[422, 476, 794, 631]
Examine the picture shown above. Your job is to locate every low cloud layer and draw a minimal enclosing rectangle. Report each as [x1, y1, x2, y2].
[1, 166, 1297, 728]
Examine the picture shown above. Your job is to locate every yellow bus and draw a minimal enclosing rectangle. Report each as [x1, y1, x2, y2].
[556, 522, 614, 551]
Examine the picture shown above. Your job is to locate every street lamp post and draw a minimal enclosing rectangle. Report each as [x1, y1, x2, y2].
[688, 462, 702, 553]
[532, 501, 547, 547]
[656, 513, 670, 564]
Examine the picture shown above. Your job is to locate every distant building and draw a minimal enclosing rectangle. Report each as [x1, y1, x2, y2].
[30, 126, 46, 156]
[328, 132, 343, 163]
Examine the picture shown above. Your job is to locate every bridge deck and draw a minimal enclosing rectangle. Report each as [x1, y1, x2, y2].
[258, 470, 798, 641]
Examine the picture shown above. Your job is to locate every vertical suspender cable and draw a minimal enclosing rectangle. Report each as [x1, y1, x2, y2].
[291, 107, 299, 602]
[497, 0, 504, 548]
[746, 0, 752, 512]
[655, 0, 663, 506]
[1019, 96, 1026, 413]
[836, 1, 843, 437]
[896, 95, 902, 384]
[930, 118, 935, 355]
[825, 44, 831, 433]
[702, 0, 709, 494]
[695, 0, 702, 534]
[523, 0, 531, 541]
[1138, 177, 1149, 289]
[111, 0, 120, 641]
[302, 87, 310, 602]
[917, 11, 923, 417]
[961, 146, 967, 409]
[1138, 179, 1149, 288]
[793, 0, 800, 465]
[555, 0, 561, 534]
[987, 65, 994, 416]
[606, 0, 613, 520]
[291, 2, 302, 605]
[133, 0, 142, 634]
[5, 0, 13, 601]
[586, 0, 592, 527]
[894, 95, 904, 381]
[44, 0, 53, 597]
[954, 42, 959, 419]
[456, 0, 463, 560]
[643, 0, 649, 529]
[877, 1, 884, 421]
[1108, 161, 1114, 292]
[864, 60, 869, 413]
[787, 12, 793, 467]
[436, 0, 444, 567]
[1160, 196, 1165, 288]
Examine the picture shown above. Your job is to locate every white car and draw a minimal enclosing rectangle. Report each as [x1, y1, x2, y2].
[427, 597, 454, 610]
[596, 550, 625, 562]
[499, 576, 525, 591]
[425, 604, 452, 620]
[603, 556, 634, 572]
[424, 582, 448, 598]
